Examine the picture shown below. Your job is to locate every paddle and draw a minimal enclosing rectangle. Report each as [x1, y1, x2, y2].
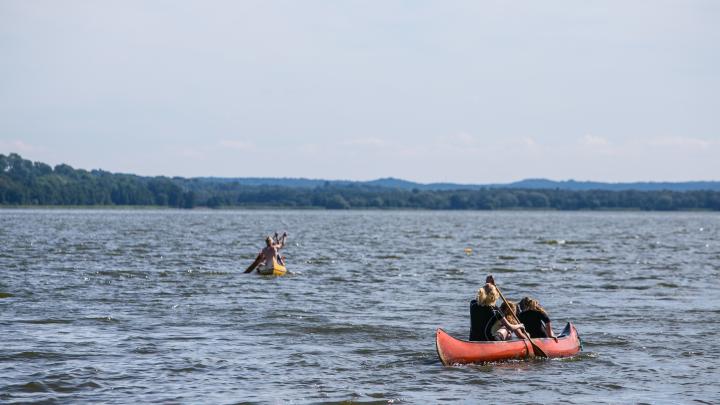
[487, 276, 548, 358]
[244, 252, 263, 273]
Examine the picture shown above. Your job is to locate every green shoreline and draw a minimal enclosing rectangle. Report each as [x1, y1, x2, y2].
[3, 153, 720, 211]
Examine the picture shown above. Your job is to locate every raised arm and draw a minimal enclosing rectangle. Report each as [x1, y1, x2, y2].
[276, 232, 287, 249]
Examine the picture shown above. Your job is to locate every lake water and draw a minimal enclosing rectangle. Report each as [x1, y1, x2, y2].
[1, 209, 719, 404]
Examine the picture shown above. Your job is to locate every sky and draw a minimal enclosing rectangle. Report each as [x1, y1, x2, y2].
[1, 0, 718, 183]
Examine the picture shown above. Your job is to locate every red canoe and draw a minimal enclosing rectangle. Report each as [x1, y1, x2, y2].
[436, 322, 582, 365]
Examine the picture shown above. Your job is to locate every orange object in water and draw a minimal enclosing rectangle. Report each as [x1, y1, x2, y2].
[436, 322, 582, 365]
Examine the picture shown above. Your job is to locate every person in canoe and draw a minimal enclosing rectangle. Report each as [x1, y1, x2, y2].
[518, 296, 558, 341]
[469, 283, 526, 341]
[491, 300, 521, 341]
[244, 232, 287, 274]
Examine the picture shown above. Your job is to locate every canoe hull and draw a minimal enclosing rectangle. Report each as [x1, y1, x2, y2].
[436, 322, 581, 365]
[272, 262, 287, 276]
[256, 260, 287, 276]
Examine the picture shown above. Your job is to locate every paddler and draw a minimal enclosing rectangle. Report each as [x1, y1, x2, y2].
[469, 283, 526, 341]
[244, 232, 287, 274]
[518, 296, 558, 341]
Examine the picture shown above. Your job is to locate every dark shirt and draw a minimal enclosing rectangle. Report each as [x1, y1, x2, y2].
[518, 309, 550, 338]
[469, 300, 502, 341]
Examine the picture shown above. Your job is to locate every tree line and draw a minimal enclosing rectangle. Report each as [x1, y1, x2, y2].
[2, 153, 719, 210]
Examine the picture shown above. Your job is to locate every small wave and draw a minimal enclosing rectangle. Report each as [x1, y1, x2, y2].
[535, 239, 594, 246]
[18, 318, 73, 324]
[656, 282, 679, 288]
[19, 381, 50, 393]
[186, 270, 233, 277]
[296, 323, 411, 340]
[305, 257, 335, 265]
[132, 345, 159, 354]
[297, 324, 358, 335]
[516, 281, 541, 288]
[628, 275, 660, 281]
[84, 316, 119, 323]
[165, 335, 207, 341]
[556, 352, 598, 362]
[376, 255, 403, 259]
[586, 257, 612, 263]
[497, 255, 517, 260]
[315, 396, 394, 405]
[48, 380, 102, 393]
[168, 363, 208, 374]
[326, 276, 350, 283]
[454, 363, 495, 372]
[681, 351, 705, 357]
[598, 284, 652, 290]
[351, 348, 376, 355]
[536, 239, 566, 245]
[6, 379, 102, 394]
[592, 382, 624, 390]
[584, 338, 631, 347]
[2, 351, 70, 361]
[93, 269, 150, 278]
[488, 267, 517, 273]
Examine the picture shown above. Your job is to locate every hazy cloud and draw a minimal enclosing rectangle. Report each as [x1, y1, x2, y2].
[167, 146, 208, 160]
[581, 135, 609, 147]
[519, 137, 538, 149]
[218, 139, 255, 151]
[341, 138, 388, 148]
[644, 136, 715, 149]
[0, 140, 35, 153]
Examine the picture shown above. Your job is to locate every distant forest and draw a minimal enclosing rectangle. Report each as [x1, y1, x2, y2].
[1, 153, 719, 211]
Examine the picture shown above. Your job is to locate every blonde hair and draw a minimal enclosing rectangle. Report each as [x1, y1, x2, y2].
[476, 283, 499, 306]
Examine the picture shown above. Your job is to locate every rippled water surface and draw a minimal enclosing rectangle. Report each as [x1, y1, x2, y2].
[1, 209, 719, 404]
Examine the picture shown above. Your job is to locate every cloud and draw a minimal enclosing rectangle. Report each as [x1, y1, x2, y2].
[445, 132, 477, 146]
[643, 136, 715, 149]
[341, 137, 388, 148]
[581, 134, 609, 147]
[296, 143, 321, 155]
[171, 146, 207, 160]
[0, 139, 36, 153]
[519, 137, 538, 149]
[218, 139, 255, 151]
[166, 139, 255, 160]
[497, 136, 540, 152]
